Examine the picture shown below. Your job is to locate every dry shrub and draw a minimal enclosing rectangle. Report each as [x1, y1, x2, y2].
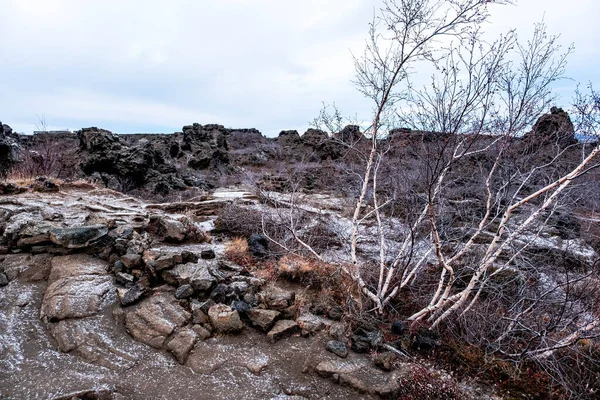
[224, 237, 253, 267]
[13, 135, 79, 180]
[214, 204, 263, 237]
[277, 254, 337, 288]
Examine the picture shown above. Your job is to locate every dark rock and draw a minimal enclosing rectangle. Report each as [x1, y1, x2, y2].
[49, 225, 109, 249]
[175, 284, 194, 299]
[326, 340, 348, 358]
[117, 282, 147, 306]
[181, 250, 199, 263]
[0, 182, 26, 195]
[231, 300, 251, 318]
[248, 233, 269, 257]
[115, 272, 135, 285]
[412, 327, 440, 349]
[0, 122, 19, 179]
[200, 249, 216, 259]
[391, 321, 408, 336]
[113, 260, 125, 273]
[267, 319, 299, 343]
[0, 272, 8, 286]
[522, 107, 577, 149]
[351, 330, 383, 353]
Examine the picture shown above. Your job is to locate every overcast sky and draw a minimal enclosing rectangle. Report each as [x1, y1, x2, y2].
[1, 0, 598, 136]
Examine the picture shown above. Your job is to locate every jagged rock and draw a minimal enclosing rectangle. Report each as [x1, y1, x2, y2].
[175, 284, 194, 299]
[40, 254, 113, 322]
[231, 300, 251, 317]
[162, 262, 216, 291]
[247, 309, 280, 331]
[117, 282, 147, 306]
[523, 107, 577, 149]
[124, 294, 191, 348]
[267, 320, 299, 344]
[0, 122, 19, 178]
[191, 324, 212, 340]
[115, 272, 135, 285]
[190, 300, 210, 324]
[248, 233, 269, 257]
[208, 304, 243, 333]
[142, 249, 189, 271]
[258, 286, 295, 310]
[326, 340, 348, 358]
[120, 253, 142, 268]
[351, 330, 383, 353]
[49, 225, 109, 249]
[181, 123, 230, 170]
[148, 216, 187, 243]
[166, 328, 198, 364]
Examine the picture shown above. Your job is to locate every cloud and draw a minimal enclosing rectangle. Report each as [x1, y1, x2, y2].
[0, 0, 598, 135]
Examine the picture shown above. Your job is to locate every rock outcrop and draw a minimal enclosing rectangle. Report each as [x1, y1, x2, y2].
[523, 106, 577, 149]
[0, 122, 19, 178]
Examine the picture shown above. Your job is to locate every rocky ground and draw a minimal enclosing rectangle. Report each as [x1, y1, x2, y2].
[0, 184, 504, 400]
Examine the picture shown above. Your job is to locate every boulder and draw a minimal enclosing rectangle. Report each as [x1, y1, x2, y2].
[258, 286, 295, 310]
[124, 294, 191, 348]
[326, 340, 348, 358]
[148, 216, 187, 243]
[117, 282, 147, 306]
[49, 225, 109, 249]
[162, 262, 216, 291]
[247, 309, 280, 331]
[40, 254, 113, 322]
[165, 328, 198, 364]
[248, 233, 269, 257]
[208, 304, 243, 333]
[266, 320, 299, 343]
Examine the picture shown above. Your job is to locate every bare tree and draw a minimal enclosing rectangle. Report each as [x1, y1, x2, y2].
[260, 1, 600, 395]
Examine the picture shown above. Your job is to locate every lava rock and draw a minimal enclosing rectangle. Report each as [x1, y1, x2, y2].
[200, 249, 216, 259]
[208, 304, 243, 333]
[0, 272, 8, 287]
[248, 233, 269, 257]
[117, 282, 147, 306]
[49, 225, 109, 249]
[246, 308, 280, 331]
[326, 340, 348, 358]
[267, 319, 299, 344]
[391, 321, 408, 336]
[175, 284, 195, 299]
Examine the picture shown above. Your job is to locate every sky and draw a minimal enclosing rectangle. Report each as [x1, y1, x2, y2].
[1, 0, 598, 136]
